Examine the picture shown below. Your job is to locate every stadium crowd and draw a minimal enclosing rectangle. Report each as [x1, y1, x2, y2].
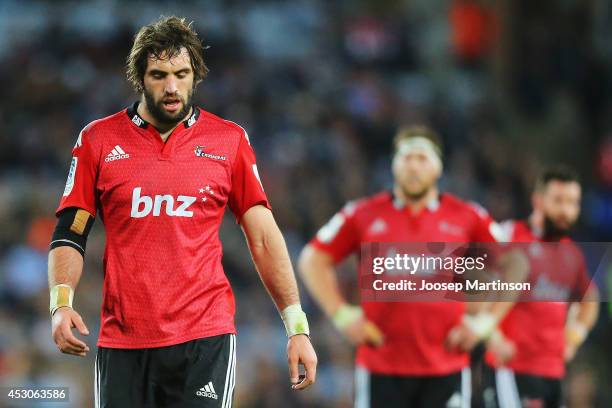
[0, 0, 611, 406]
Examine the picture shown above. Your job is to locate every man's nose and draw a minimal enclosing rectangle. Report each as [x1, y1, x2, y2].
[405, 158, 420, 171]
[164, 76, 178, 94]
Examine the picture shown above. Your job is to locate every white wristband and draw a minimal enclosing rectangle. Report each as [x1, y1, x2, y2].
[463, 312, 498, 340]
[332, 304, 362, 330]
[566, 322, 588, 346]
[281, 304, 310, 337]
[50, 284, 74, 316]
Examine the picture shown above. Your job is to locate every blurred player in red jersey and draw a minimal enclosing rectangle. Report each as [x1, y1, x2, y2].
[47, 16, 316, 407]
[299, 126, 505, 407]
[482, 166, 599, 408]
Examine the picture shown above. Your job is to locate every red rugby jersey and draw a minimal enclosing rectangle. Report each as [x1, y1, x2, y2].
[56, 102, 271, 348]
[310, 191, 497, 375]
[485, 221, 591, 378]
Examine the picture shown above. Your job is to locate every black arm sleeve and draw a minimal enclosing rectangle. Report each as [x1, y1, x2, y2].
[49, 207, 95, 257]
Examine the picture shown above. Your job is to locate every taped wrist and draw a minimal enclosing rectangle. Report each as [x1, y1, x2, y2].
[50, 208, 95, 256]
[332, 304, 363, 330]
[463, 312, 498, 340]
[281, 304, 310, 337]
[50, 284, 74, 316]
[565, 322, 587, 347]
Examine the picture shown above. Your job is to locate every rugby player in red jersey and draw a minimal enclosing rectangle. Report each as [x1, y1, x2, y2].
[299, 126, 504, 407]
[483, 166, 599, 408]
[48, 16, 316, 407]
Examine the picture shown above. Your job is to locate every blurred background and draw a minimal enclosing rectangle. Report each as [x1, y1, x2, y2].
[0, 0, 611, 406]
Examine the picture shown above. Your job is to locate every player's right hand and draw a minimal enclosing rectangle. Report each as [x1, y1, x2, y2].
[51, 307, 90, 357]
[343, 318, 385, 347]
[486, 331, 515, 365]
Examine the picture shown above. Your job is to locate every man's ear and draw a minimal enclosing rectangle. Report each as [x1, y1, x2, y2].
[532, 191, 542, 211]
[435, 163, 443, 179]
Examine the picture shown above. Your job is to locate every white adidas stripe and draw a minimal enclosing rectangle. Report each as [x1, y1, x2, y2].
[111, 149, 118, 156]
[227, 335, 236, 408]
[221, 335, 233, 407]
[495, 367, 521, 408]
[115, 145, 126, 155]
[221, 334, 236, 408]
[94, 352, 100, 408]
[208, 381, 216, 395]
[461, 367, 472, 408]
[354, 365, 370, 408]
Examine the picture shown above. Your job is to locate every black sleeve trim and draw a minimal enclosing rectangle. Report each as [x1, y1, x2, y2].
[50, 239, 85, 256]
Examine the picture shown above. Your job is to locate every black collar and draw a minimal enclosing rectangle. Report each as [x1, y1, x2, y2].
[126, 101, 201, 129]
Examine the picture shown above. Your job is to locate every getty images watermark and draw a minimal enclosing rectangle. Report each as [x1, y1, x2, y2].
[370, 252, 530, 292]
[359, 242, 608, 302]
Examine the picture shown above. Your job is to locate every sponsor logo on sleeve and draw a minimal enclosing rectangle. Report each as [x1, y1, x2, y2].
[63, 157, 78, 197]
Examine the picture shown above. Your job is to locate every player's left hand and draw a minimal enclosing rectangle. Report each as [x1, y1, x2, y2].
[564, 342, 578, 362]
[287, 334, 317, 390]
[486, 332, 516, 365]
[564, 322, 586, 362]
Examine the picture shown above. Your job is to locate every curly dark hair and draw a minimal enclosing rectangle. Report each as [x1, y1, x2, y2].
[535, 165, 580, 192]
[126, 16, 209, 93]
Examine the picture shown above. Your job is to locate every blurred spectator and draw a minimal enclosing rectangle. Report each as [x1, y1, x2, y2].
[450, 0, 498, 64]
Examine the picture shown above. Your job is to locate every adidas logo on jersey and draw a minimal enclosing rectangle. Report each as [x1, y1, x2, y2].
[196, 381, 218, 399]
[105, 145, 130, 162]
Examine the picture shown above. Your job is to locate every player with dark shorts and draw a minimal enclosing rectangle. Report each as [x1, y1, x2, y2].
[48, 16, 317, 407]
[299, 126, 503, 408]
[482, 167, 599, 408]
